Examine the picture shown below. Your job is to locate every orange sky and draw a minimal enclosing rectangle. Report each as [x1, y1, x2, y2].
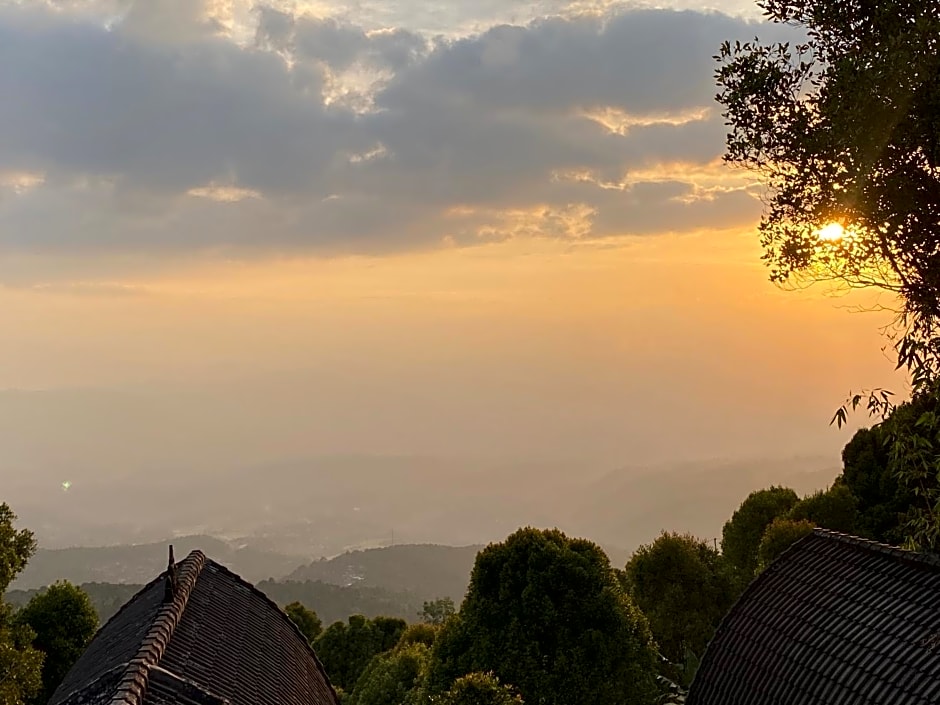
[0, 225, 906, 466]
[0, 0, 907, 473]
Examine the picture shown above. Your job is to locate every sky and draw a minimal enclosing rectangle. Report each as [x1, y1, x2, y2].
[0, 0, 909, 485]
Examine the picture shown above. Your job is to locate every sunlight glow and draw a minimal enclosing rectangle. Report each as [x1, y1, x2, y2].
[817, 222, 845, 242]
[187, 183, 261, 203]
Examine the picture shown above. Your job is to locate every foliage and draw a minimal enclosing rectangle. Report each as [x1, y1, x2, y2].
[841, 425, 910, 543]
[715, 0, 940, 391]
[429, 527, 659, 705]
[420, 598, 455, 626]
[7, 579, 422, 628]
[623, 532, 737, 667]
[0, 504, 43, 705]
[832, 386, 940, 548]
[882, 383, 940, 549]
[721, 487, 799, 580]
[314, 614, 408, 692]
[15, 581, 98, 704]
[757, 519, 815, 572]
[348, 643, 430, 705]
[0, 603, 43, 705]
[284, 601, 322, 645]
[6, 582, 142, 626]
[787, 482, 859, 534]
[259, 579, 423, 625]
[398, 623, 440, 649]
[0, 504, 36, 595]
[433, 672, 522, 705]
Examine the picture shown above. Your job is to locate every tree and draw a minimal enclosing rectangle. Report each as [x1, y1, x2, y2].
[624, 532, 738, 666]
[841, 425, 910, 543]
[715, 0, 940, 390]
[398, 623, 440, 649]
[721, 487, 799, 579]
[0, 504, 36, 595]
[15, 581, 98, 704]
[314, 615, 407, 692]
[0, 604, 43, 705]
[284, 601, 322, 645]
[832, 387, 940, 548]
[420, 598, 455, 626]
[0, 503, 43, 705]
[429, 527, 658, 705]
[348, 643, 430, 705]
[756, 518, 815, 571]
[787, 482, 859, 534]
[434, 672, 522, 705]
[876, 384, 940, 548]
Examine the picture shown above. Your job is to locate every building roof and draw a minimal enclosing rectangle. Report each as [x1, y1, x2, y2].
[687, 529, 940, 705]
[49, 548, 340, 705]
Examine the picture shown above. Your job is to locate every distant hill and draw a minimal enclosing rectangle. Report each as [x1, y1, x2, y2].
[259, 580, 423, 624]
[287, 544, 483, 602]
[5, 582, 141, 624]
[11, 535, 304, 590]
[564, 455, 841, 560]
[11, 538, 483, 606]
[6, 579, 422, 626]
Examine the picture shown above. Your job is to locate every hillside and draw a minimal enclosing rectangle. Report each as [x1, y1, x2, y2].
[11, 535, 304, 590]
[5, 579, 422, 626]
[10, 454, 841, 593]
[567, 455, 840, 554]
[287, 544, 483, 601]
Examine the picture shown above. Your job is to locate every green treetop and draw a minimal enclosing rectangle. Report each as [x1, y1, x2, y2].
[721, 487, 799, 580]
[429, 527, 658, 705]
[624, 532, 737, 666]
[284, 601, 323, 645]
[15, 581, 98, 704]
[0, 503, 43, 705]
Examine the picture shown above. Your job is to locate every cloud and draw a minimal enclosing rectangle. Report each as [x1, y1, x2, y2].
[377, 11, 747, 115]
[257, 9, 428, 72]
[0, 1, 794, 273]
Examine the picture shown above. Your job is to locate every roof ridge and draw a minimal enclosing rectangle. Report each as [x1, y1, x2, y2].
[810, 528, 940, 568]
[202, 557, 341, 705]
[108, 549, 207, 705]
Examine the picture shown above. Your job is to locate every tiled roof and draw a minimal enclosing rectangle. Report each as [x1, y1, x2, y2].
[687, 529, 940, 705]
[49, 549, 340, 705]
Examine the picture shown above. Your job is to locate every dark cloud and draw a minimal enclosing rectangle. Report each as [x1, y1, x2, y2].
[0, 10, 358, 199]
[270, 13, 428, 71]
[377, 10, 749, 115]
[0, 3, 795, 263]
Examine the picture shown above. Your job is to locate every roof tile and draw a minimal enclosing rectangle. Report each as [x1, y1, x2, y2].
[49, 550, 339, 705]
[687, 529, 940, 705]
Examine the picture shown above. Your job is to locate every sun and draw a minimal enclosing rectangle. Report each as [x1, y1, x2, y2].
[817, 222, 845, 241]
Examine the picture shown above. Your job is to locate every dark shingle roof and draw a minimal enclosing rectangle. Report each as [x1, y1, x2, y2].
[687, 529, 940, 705]
[49, 549, 339, 705]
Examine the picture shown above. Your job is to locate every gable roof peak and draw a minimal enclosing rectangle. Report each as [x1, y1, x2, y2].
[163, 545, 178, 604]
[51, 547, 337, 705]
[109, 548, 206, 705]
